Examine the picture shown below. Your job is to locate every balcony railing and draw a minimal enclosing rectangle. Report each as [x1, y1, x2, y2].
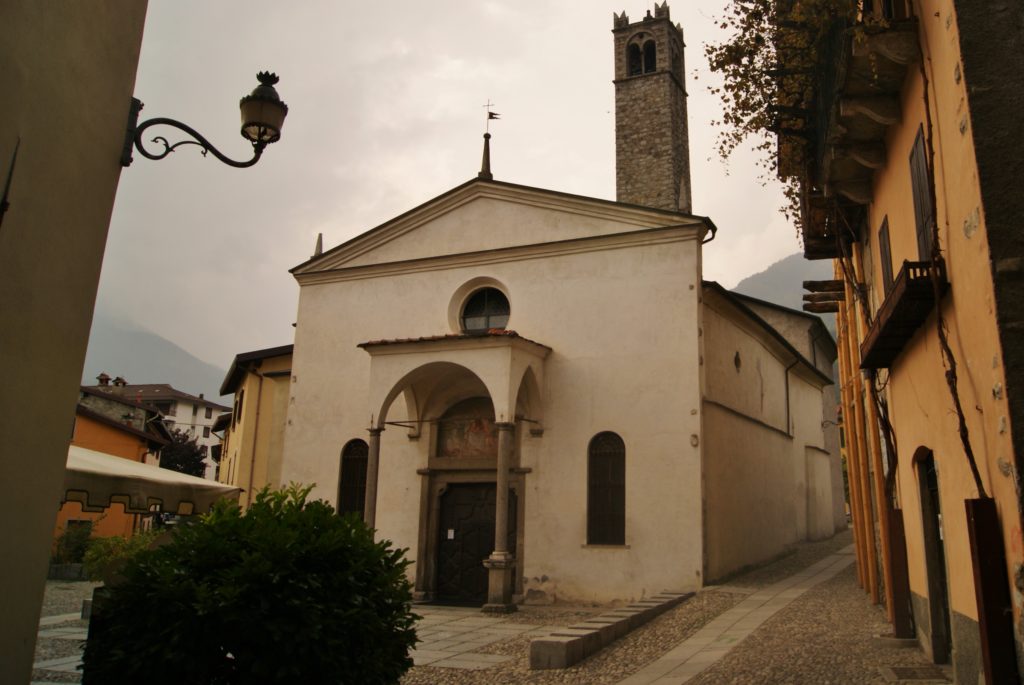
[859, 260, 949, 369]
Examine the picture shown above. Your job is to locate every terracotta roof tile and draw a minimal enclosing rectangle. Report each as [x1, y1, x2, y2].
[358, 329, 550, 350]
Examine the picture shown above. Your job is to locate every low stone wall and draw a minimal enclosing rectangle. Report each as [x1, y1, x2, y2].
[47, 563, 86, 581]
[529, 591, 693, 669]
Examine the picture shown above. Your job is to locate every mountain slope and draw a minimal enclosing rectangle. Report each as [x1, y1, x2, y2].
[82, 312, 228, 401]
[732, 253, 836, 335]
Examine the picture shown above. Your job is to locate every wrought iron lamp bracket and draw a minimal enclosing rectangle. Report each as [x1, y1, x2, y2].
[121, 98, 264, 168]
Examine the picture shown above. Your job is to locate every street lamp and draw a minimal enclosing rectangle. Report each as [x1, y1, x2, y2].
[122, 71, 289, 168]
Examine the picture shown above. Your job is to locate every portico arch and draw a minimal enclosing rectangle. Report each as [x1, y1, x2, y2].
[359, 331, 551, 611]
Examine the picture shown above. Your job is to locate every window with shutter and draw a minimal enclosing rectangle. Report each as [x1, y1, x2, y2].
[910, 127, 934, 260]
[587, 432, 626, 545]
[879, 217, 895, 294]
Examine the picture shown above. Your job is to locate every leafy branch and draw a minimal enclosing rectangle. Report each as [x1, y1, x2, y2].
[704, 0, 857, 229]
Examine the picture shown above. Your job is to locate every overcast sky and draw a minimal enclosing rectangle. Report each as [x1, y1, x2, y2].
[95, 0, 800, 369]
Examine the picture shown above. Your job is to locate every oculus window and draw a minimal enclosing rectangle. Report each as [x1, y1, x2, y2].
[461, 287, 510, 332]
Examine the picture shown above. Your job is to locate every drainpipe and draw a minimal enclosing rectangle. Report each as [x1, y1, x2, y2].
[784, 359, 800, 435]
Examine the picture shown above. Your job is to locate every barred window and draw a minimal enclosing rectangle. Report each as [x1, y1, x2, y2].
[338, 439, 369, 518]
[587, 432, 625, 545]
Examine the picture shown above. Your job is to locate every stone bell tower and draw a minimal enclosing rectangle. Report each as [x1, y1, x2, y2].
[613, 2, 692, 213]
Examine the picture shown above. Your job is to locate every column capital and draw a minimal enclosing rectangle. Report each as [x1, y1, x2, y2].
[494, 421, 515, 431]
[368, 426, 384, 436]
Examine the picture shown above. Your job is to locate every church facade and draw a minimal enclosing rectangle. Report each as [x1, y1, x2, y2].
[278, 4, 842, 608]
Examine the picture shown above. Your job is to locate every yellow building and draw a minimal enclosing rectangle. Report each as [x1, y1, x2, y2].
[0, 2, 148, 678]
[767, 1, 1024, 681]
[54, 401, 169, 541]
[216, 345, 293, 507]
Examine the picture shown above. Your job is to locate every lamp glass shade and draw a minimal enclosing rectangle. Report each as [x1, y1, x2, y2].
[240, 99, 287, 144]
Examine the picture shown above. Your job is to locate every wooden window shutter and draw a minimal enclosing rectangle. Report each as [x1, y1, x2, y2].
[910, 127, 934, 260]
[587, 432, 626, 545]
[879, 217, 895, 294]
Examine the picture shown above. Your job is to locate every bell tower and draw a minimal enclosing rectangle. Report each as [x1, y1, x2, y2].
[613, 2, 692, 213]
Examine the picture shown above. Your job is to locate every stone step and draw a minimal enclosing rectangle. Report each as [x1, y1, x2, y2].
[529, 590, 694, 669]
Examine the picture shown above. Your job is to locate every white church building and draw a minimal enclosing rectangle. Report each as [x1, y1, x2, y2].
[278, 4, 843, 610]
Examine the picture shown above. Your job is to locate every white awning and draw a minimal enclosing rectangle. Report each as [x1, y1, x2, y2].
[63, 445, 241, 515]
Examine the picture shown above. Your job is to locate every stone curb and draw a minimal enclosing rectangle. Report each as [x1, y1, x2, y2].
[529, 591, 694, 670]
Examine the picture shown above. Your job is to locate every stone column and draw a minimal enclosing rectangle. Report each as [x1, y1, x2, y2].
[483, 421, 516, 613]
[364, 427, 383, 529]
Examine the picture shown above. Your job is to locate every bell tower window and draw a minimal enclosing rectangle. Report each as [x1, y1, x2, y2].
[627, 43, 642, 76]
[643, 40, 656, 73]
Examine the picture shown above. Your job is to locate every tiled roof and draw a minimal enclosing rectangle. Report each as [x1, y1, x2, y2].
[87, 383, 230, 410]
[220, 344, 294, 396]
[358, 329, 550, 350]
[75, 404, 169, 447]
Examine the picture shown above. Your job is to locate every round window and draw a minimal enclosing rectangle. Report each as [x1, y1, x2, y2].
[461, 288, 510, 332]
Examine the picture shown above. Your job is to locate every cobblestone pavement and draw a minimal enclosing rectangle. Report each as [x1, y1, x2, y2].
[31, 581, 97, 684]
[401, 530, 948, 684]
[685, 563, 952, 685]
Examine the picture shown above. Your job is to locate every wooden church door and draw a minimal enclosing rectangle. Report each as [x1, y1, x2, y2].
[435, 483, 516, 604]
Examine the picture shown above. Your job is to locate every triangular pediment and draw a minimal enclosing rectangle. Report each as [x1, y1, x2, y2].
[292, 179, 708, 277]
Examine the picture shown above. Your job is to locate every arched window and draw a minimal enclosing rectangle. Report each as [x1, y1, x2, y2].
[643, 40, 657, 73]
[460, 287, 510, 333]
[627, 43, 642, 76]
[338, 439, 368, 518]
[587, 432, 625, 545]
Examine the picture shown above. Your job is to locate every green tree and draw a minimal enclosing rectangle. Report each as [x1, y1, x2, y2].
[159, 428, 207, 477]
[82, 485, 418, 684]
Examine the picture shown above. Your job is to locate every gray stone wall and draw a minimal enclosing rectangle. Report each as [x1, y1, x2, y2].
[612, 9, 691, 213]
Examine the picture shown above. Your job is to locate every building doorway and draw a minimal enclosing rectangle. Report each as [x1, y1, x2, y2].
[435, 483, 516, 604]
[916, 449, 951, 663]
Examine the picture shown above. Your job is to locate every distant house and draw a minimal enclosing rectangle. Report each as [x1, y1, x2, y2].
[54, 394, 170, 541]
[87, 374, 230, 479]
[215, 345, 293, 507]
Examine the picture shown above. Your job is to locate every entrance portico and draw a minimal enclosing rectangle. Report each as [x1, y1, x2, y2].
[358, 331, 550, 611]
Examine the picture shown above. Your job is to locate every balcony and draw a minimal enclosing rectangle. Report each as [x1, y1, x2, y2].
[774, 3, 920, 259]
[859, 260, 949, 369]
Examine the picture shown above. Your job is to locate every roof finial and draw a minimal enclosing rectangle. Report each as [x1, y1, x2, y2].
[478, 99, 499, 181]
[313, 232, 323, 257]
[478, 133, 493, 181]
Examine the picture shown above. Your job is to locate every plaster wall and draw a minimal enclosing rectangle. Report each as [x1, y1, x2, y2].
[739, 301, 835, 377]
[701, 299, 830, 579]
[160, 397, 228, 478]
[53, 416, 150, 541]
[0, 2, 147, 679]
[219, 354, 291, 507]
[805, 447, 835, 541]
[859, 1, 1023, 674]
[321, 189, 697, 271]
[738, 300, 846, 531]
[283, 224, 704, 603]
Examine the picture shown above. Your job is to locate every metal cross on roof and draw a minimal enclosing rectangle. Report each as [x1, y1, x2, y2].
[483, 99, 500, 133]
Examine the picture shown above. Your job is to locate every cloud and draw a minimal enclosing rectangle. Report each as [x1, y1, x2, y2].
[98, 1, 796, 367]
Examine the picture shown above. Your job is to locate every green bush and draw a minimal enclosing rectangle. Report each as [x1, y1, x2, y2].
[51, 521, 93, 564]
[82, 485, 418, 684]
[82, 529, 160, 582]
